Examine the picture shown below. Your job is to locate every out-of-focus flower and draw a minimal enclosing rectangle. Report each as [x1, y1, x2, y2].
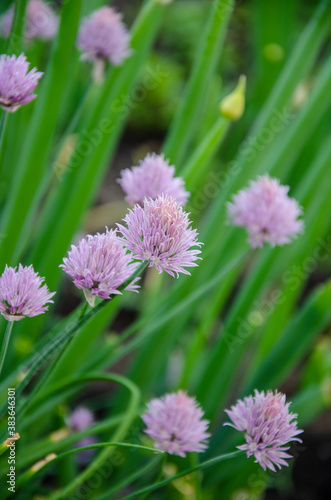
[60, 229, 139, 307]
[69, 406, 96, 465]
[76, 6, 131, 66]
[142, 391, 210, 457]
[224, 389, 303, 471]
[118, 153, 189, 206]
[1, 1, 58, 41]
[0, 264, 55, 321]
[117, 195, 202, 278]
[0, 53, 43, 112]
[228, 175, 303, 248]
[69, 406, 94, 431]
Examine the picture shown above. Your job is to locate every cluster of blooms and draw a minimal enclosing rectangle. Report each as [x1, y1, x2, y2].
[228, 175, 303, 248]
[60, 229, 140, 307]
[69, 406, 96, 465]
[1, 0, 58, 41]
[0, 4, 131, 113]
[0, 264, 55, 321]
[118, 153, 189, 206]
[0, 54, 43, 112]
[117, 195, 202, 278]
[0, 3, 307, 480]
[143, 389, 302, 471]
[76, 6, 131, 66]
[224, 389, 303, 471]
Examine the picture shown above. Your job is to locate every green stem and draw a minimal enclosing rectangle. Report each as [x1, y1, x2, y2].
[13, 262, 148, 422]
[0, 113, 8, 159]
[120, 450, 243, 499]
[16, 442, 162, 491]
[16, 414, 125, 469]
[163, 0, 234, 165]
[141, 453, 167, 500]
[0, 321, 14, 377]
[182, 116, 229, 190]
[107, 249, 249, 368]
[96, 455, 163, 500]
[42, 373, 141, 500]
[5, 0, 28, 54]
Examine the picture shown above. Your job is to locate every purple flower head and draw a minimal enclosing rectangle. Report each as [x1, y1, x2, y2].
[1, 1, 58, 41]
[69, 406, 94, 432]
[60, 228, 139, 307]
[0, 264, 55, 321]
[69, 407, 96, 465]
[142, 391, 210, 457]
[224, 389, 303, 471]
[76, 6, 131, 66]
[117, 195, 202, 278]
[118, 153, 189, 206]
[0, 53, 43, 112]
[228, 175, 304, 248]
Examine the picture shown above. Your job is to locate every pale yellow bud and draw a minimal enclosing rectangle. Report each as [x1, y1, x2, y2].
[220, 75, 246, 121]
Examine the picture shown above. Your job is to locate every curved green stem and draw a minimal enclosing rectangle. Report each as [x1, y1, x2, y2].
[120, 450, 244, 499]
[16, 442, 162, 490]
[16, 413, 128, 470]
[97, 454, 163, 500]
[4, 262, 148, 426]
[17, 372, 140, 500]
[0, 321, 14, 377]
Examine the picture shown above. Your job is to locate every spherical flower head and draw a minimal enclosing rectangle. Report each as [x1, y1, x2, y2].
[60, 228, 139, 307]
[76, 6, 131, 66]
[0, 264, 55, 321]
[228, 175, 304, 248]
[69, 407, 96, 465]
[1, 1, 58, 41]
[142, 391, 210, 457]
[224, 389, 303, 471]
[118, 153, 189, 206]
[0, 53, 43, 112]
[117, 195, 202, 278]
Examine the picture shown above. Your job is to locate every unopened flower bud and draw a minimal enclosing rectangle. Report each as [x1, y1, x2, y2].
[220, 75, 246, 121]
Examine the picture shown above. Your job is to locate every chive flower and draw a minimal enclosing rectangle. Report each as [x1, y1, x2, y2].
[117, 195, 202, 278]
[142, 391, 210, 457]
[0, 264, 55, 321]
[60, 229, 139, 307]
[118, 153, 189, 206]
[228, 175, 303, 247]
[69, 406, 96, 465]
[0, 53, 43, 112]
[76, 6, 131, 66]
[224, 390, 303, 471]
[1, 1, 58, 41]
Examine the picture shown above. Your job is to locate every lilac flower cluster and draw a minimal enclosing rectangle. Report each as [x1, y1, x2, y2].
[1, 0, 58, 41]
[118, 153, 189, 206]
[60, 229, 139, 306]
[118, 195, 202, 278]
[77, 6, 131, 66]
[142, 391, 210, 457]
[0, 264, 55, 321]
[228, 175, 303, 248]
[225, 389, 303, 471]
[0, 54, 43, 112]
